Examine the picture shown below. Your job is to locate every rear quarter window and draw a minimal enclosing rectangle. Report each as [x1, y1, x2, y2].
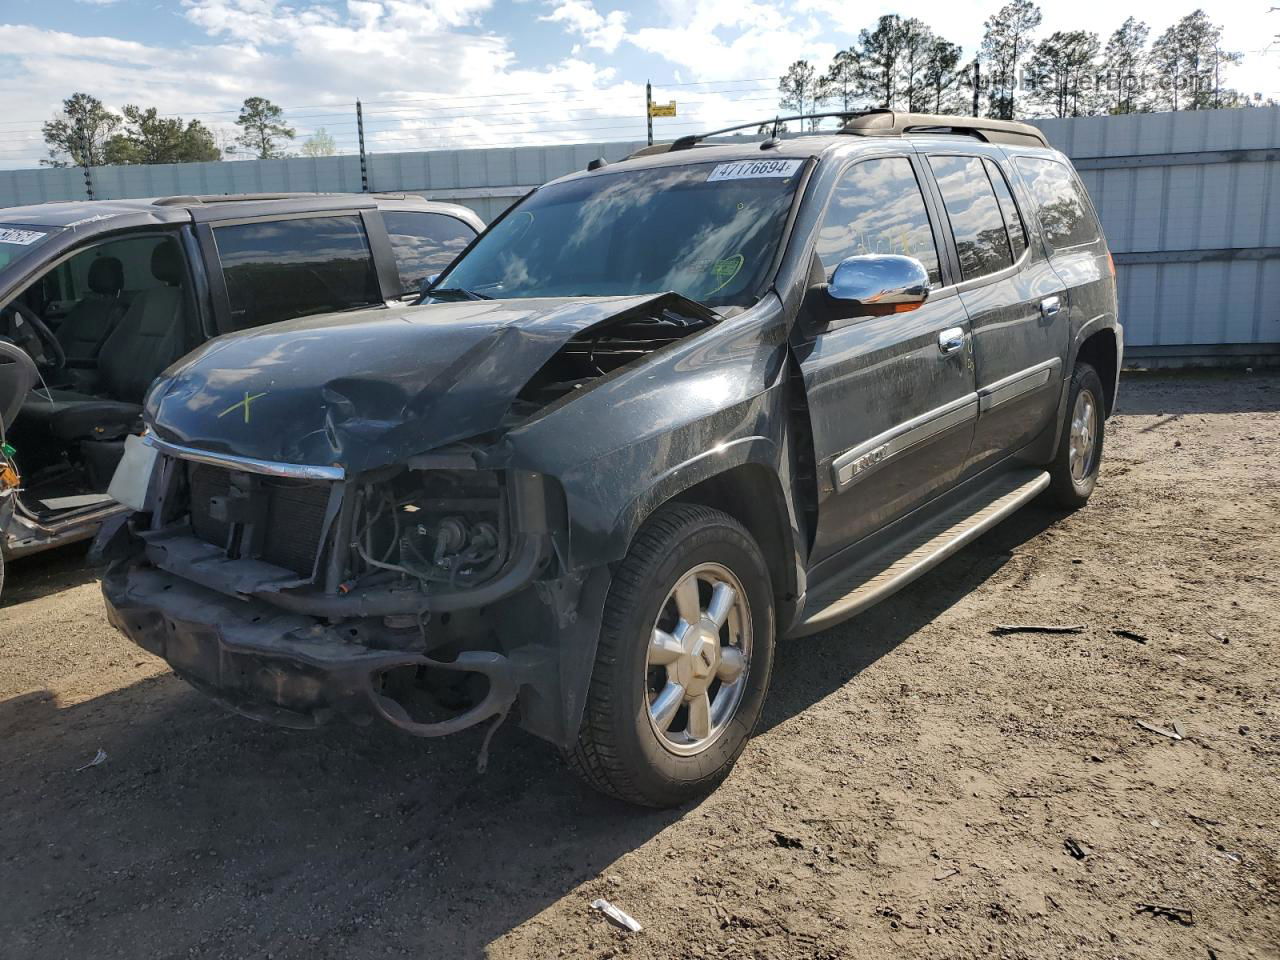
[1014, 157, 1102, 250]
[213, 215, 382, 330]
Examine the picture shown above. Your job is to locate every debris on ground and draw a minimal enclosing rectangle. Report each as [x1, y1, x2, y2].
[590, 898, 642, 933]
[933, 867, 959, 881]
[74, 748, 107, 771]
[1112, 629, 1149, 644]
[772, 831, 805, 849]
[990, 624, 1086, 636]
[1136, 720, 1184, 741]
[1135, 902, 1195, 926]
[1064, 837, 1092, 859]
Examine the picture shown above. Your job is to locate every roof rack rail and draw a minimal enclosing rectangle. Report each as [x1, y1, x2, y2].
[626, 109, 1048, 159]
[151, 192, 346, 207]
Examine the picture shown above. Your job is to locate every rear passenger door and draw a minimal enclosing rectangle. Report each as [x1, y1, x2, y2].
[926, 153, 1067, 468]
[797, 154, 977, 565]
[202, 214, 388, 333]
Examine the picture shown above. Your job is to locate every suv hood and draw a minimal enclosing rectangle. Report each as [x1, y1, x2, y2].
[146, 293, 711, 474]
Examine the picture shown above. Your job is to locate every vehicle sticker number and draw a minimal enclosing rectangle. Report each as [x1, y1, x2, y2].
[0, 227, 46, 246]
[707, 159, 803, 182]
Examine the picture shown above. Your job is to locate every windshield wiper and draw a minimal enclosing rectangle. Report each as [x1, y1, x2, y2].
[426, 286, 493, 302]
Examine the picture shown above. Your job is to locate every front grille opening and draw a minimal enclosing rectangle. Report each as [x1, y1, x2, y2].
[185, 462, 332, 578]
[377, 664, 491, 726]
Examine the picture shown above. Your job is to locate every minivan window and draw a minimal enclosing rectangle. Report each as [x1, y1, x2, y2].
[213, 215, 382, 330]
[928, 155, 1014, 280]
[1015, 157, 1101, 250]
[816, 157, 941, 285]
[983, 159, 1028, 261]
[382, 211, 476, 295]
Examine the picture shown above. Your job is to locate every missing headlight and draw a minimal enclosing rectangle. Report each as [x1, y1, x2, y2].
[352, 468, 508, 590]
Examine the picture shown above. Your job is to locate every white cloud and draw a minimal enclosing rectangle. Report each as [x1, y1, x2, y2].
[540, 0, 628, 54]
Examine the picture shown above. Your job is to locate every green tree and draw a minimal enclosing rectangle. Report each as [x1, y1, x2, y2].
[104, 105, 220, 165]
[778, 60, 821, 129]
[859, 15, 910, 109]
[981, 0, 1043, 118]
[1101, 17, 1150, 114]
[821, 48, 864, 113]
[235, 96, 295, 159]
[1025, 30, 1102, 117]
[899, 19, 938, 112]
[300, 128, 337, 157]
[1150, 10, 1240, 111]
[40, 93, 120, 168]
[922, 39, 966, 114]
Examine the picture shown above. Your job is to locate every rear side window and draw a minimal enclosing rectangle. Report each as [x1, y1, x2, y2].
[984, 159, 1028, 261]
[1014, 157, 1101, 250]
[213, 215, 381, 330]
[816, 157, 941, 285]
[928, 155, 1013, 280]
[382, 211, 476, 295]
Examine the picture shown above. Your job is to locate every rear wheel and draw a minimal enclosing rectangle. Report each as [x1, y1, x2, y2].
[1046, 361, 1105, 508]
[565, 503, 775, 807]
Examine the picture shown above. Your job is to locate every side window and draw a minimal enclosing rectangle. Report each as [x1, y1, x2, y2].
[816, 157, 942, 285]
[382, 211, 477, 296]
[928, 155, 1014, 280]
[983, 159, 1028, 261]
[1014, 156, 1101, 250]
[212, 215, 381, 330]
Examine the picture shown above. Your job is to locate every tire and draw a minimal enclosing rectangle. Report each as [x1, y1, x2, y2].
[1046, 361, 1106, 508]
[565, 503, 776, 807]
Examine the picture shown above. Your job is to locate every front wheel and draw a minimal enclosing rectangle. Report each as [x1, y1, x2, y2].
[565, 503, 775, 807]
[1046, 361, 1106, 508]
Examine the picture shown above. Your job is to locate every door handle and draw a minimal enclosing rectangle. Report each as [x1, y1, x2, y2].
[1040, 296, 1062, 318]
[937, 327, 966, 355]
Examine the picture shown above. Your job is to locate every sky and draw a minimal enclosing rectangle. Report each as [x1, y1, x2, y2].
[0, 0, 1276, 169]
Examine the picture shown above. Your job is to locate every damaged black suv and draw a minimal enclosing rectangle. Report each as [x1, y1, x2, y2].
[102, 112, 1122, 807]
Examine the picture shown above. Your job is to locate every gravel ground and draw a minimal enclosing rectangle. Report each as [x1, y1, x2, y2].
[1, 371, 1277, 960]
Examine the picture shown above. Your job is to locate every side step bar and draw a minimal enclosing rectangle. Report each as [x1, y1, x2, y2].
[790, 468, 1050, 637]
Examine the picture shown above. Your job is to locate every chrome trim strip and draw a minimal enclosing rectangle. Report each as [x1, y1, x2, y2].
[143, 434, 345, 481]
[832, 392, 979, 492]
[978, 357, 1062, 412]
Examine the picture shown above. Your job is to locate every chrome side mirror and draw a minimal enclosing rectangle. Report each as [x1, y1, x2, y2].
[824, 254, 930, 319]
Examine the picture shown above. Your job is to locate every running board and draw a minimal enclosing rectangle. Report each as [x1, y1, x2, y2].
[791, 468, 1050, 637]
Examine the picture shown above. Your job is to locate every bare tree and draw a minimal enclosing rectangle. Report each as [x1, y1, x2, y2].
[41, 93, 120, 168]
[981, 0, 1043, 119]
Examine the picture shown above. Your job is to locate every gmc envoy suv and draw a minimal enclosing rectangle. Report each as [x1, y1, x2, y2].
[100, 112, 1121, 807]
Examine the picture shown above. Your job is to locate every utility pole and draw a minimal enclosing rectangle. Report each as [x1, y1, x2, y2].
[76, 120, 95, 201]
[972, 59, 981, 117]
[356, 99, 369, 193]
[646, 80, 653, 146]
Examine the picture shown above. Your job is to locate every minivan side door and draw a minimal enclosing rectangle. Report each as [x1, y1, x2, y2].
[924, 152, 1068, 468]
[794, 153, 978, 569]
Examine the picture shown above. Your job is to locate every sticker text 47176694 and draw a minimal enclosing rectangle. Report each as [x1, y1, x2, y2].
[707, 160, 804, 182]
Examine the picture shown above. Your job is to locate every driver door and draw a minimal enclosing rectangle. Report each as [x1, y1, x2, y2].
[794, 154, 977, 568]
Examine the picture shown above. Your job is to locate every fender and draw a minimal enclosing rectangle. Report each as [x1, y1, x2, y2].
[1050, 312, 1122, 452]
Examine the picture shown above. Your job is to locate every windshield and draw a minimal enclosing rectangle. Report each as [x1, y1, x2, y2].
[0, 224, 57, 272]
[436, 158, 805, 308]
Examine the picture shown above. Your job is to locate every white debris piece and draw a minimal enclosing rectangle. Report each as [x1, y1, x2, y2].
[590, 898, 642, 933]
[75, 748, 107, 771]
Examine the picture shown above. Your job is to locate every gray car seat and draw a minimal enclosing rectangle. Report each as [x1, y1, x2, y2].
[23, 240, 190, 442]
[55, 255, 126, 362]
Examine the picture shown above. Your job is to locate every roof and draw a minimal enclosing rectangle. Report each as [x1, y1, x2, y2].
[0, 192, 467, 229]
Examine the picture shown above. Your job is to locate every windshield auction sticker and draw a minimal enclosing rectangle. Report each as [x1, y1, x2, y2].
[707, 159, 803, 182]
[0, 227, 46, 246]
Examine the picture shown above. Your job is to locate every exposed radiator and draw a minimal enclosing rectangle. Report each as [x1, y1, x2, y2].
[186, 462, 331, 577]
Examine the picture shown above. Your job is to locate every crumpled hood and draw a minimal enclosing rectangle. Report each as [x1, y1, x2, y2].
[146, 294, 687, 474]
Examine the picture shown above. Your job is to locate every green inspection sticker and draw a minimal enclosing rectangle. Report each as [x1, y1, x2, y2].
[709, 254, 744, 293]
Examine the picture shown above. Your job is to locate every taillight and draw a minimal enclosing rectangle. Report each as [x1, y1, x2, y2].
[1107, 252, 1116, 277]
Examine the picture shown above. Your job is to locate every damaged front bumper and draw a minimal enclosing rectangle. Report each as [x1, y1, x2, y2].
[102, 563, 534, 737]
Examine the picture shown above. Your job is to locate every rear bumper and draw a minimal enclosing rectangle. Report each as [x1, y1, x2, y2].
[103, 563, 519, 736]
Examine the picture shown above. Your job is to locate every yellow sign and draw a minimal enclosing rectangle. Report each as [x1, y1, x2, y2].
[649, 101, 677, 118]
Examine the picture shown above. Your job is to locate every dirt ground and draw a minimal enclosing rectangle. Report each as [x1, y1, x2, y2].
[1, 371, 1277, 960]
